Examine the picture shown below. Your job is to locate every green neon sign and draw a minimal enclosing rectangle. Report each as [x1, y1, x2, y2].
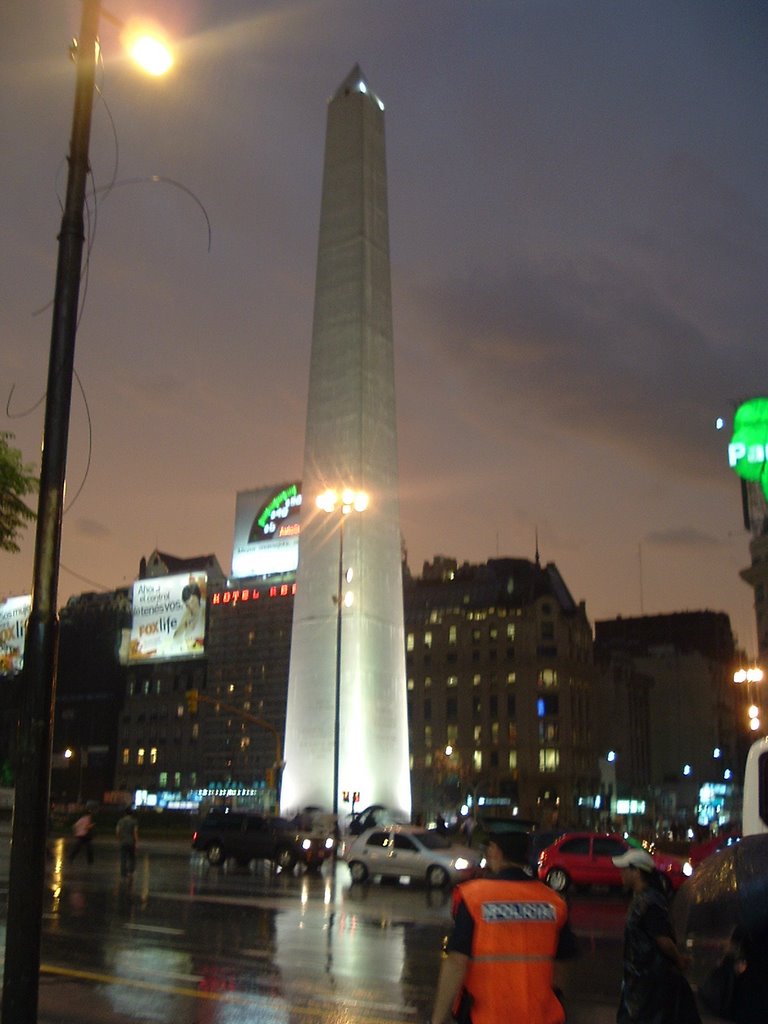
[728, 397, 768, 498]
[257, 484, 299, 530]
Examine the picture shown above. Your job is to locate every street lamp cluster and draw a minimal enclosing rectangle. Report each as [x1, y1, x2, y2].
[733, 666, 764, 732]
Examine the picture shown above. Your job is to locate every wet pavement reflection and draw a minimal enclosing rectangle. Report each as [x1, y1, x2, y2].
[0, 834, 635, 1023]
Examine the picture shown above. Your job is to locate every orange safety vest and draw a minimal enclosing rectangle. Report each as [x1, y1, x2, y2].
[456, 878, 568, 1024]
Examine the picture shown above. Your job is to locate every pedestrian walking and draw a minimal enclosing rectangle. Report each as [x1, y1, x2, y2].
[612, 847, 701, 1024]
[69, 810, 94, 863]
[115, 805, 138, 878]
[429, 830, 575, 1024]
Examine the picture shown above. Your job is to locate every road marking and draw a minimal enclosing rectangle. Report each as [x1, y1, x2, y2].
[39, 963, 419, 1023]
[123, 922, 185, 936]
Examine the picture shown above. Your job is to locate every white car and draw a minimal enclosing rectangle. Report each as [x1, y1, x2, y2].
[344, 824, 484, 887]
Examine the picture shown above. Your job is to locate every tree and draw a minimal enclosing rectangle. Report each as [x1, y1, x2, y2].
[0, 432, 37, 553]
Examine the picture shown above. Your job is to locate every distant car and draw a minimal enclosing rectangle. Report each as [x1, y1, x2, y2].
[192, 809, 334, 872]
[537, 831, 693, 895]
[468, 814, 537, 849]
[347, 804, 408, 836]
[344, 825, 484, 887]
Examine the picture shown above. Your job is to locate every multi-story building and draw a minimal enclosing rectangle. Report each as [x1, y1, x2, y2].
[404, 555, 596, 826]
[116, 550, 224, 799]
[594, 612, 740, 829]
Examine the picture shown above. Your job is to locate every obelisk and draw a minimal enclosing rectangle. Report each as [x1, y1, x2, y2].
[280, 67, 411, 821]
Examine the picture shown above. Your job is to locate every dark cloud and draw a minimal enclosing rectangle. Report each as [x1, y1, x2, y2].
[645, 527, 721, 548]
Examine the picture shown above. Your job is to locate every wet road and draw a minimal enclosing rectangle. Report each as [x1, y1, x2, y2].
[0, 833, 638, 1023]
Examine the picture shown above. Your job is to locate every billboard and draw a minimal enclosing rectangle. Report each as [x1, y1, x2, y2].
[0, 595, 31, 675]
[231, 483, 302, 579]
[128, 572, 207, 662]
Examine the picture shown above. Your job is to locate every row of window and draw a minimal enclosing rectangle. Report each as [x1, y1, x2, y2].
[418, 747, 561, 773]
[406, 669, 558, 690]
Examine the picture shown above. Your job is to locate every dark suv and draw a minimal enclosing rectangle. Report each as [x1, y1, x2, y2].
[192, 809, 333, 871]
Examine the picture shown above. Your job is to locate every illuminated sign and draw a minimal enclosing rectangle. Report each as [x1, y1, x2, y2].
[728, 397, 768, 498]
[0, 595, 31, 675]
[128, 572, 207, 662]
[211, 583, 297, 607]
[231, 483, 302, 579]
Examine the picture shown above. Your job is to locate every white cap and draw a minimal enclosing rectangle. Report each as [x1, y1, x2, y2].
[612, 848, 655, 872]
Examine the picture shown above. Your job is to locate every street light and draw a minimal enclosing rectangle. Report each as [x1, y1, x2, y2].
[733, 665, 763, 735]
[315, 488, 368, 826]
[2, 7, 171, 1022]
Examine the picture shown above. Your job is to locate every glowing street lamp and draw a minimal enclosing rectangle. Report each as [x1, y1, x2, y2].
[2, 7, 171, 1021]
[315, 488, 369, 823]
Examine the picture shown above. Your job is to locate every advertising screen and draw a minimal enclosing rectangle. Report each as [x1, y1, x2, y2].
[231, 482, 302, 579]
[0, 595, 31, 675]
[128, 572, 207, 662]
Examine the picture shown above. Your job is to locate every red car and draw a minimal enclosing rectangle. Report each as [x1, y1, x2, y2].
[537, 832, 692, 895]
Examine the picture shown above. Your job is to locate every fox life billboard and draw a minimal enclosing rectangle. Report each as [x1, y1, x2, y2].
[231, 483, 302, 579]
[127, 572, 207, 663]
[0, 595, 31, 675]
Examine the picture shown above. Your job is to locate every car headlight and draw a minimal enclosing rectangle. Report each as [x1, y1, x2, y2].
[682, 861, 693, 877]
[454, 858, 469, 870]
[325, 836, 334, 849]
[302, 838, 312, 850]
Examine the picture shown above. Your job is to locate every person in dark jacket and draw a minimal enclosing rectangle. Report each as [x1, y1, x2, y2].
[613, 848, 701, 1024]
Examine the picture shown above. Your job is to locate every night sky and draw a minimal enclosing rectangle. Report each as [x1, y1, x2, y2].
[1, 1, 766, 654]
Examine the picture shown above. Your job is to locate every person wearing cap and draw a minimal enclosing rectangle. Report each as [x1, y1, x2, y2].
[613, 847, 701, 1024]
[429, 830, 575, 1024]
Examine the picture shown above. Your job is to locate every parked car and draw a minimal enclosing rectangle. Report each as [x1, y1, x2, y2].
[537, 831, 693, 894]
[192, 809, 334, 871]
[344, 825, 484, 887]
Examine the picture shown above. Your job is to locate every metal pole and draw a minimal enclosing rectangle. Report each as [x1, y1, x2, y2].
[1, 3, 99, 1021]
[332, 513, 344, 824]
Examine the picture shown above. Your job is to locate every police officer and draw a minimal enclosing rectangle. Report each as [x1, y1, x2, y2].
[430, 830, 575, 1024]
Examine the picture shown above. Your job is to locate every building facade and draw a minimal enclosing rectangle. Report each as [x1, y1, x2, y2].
[404, 556, 596, 826]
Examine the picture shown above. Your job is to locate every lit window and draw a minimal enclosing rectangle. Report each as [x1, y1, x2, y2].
[425, 752, 433, 767]
[448, 625, 457, 645]
[474, 725, 482, 742]
[407, 677, 414, 691]
[489, 626, 498, 641]
[424, 631, 432, 649]
[509, 750, 518, 770]
[506, 623, 515, 640]
[177, 704, 184, 718]
[407, 633, 415, 652]
[150, 747, 158, 765]
[473, 674, 482, 687]
[424, 676, 432, 688]
[447, 675, 458, 688]
[174, 772, 181, 787]
[473, 750, 482, 771]
[507, 672, 516, 685]
[228, 683, 235, 694]
[539, 748, 560, 772]
[491, 722, 499, 743]
[159, 772, 168, 787]
[424, 725, 432, 748]
[137, 747, 145, 766]
[538, 669, 558, 688]
[121, 747, 130, 766]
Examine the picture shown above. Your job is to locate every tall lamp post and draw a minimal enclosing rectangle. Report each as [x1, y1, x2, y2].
[1, 7, 170, 1022]
[316, 488, 368, 824]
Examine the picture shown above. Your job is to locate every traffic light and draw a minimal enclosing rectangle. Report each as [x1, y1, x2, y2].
[342, 790, 350, 803]
[186, 689, 198, 714]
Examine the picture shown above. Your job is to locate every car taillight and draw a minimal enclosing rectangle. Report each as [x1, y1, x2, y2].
[192, 831, 198, 843]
